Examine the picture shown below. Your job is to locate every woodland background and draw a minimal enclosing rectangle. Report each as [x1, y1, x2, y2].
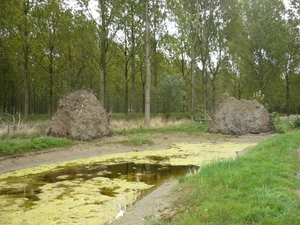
[1, 0, 300, 123]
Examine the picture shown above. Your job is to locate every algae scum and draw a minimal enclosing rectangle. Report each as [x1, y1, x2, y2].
[0, 142, 255, 224]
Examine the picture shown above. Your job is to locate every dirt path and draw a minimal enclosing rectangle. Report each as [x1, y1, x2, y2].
[0, 132, 274, 224]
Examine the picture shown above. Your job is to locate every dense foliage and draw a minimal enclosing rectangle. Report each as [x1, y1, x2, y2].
[1, 0, 299, 122]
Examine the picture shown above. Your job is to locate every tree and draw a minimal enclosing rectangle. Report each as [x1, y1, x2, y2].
[167, 0, 199, 110]
[153, 74, 185, 119]
[0, 0, 299, 117]
[280, 3, 300, 115]
[115, 0, 142, 115]
[78, 0, 122, 108]
[240, 0, 286, 94]
[149, 0, 167, 115]
[145, 0, 151, 126]
[0, 0, 17, 113]
[168, 0, 232, 111]
[33, 0, 66, 117]
[21, 0, 31, 123]
[223, 0, 245, 100]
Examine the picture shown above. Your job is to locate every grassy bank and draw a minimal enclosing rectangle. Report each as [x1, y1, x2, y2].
[0, 117, 204, 156]
[0, 137, 73, 156]
[156, 131, 300, 225]
[0, 120, 73, 156]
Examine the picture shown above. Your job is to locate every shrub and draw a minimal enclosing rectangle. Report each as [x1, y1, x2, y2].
[272, 113, 299, 133]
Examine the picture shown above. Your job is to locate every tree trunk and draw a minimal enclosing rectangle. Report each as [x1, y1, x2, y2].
[153, 39, 158, 116]
[49, 53, 54, 117]
[68, 43, 73, 91]
[131, 9, 136, 118]
[124, 50, 129, 115]
[152, 0, 158, 115]
[22, 0, 30, 124]
[99, 0, 107, 108]
[144, 0, 151, 126]
[202, 65, 208, 112]
[238, 79, 242, 100]
[211, 79, 216, 108]
[191, 42, 195, 110]
[286, 73, 290, 116]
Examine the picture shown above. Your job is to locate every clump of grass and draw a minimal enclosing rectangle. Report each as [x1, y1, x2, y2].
[0, 120, 50, 140]
[112, 117, 206, 134]
[117, 133, 154, 146]
[0, 137, 72, 156]
[157, 131, 300, 225]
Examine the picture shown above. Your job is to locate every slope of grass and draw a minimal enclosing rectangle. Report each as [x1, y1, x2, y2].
[158, 131, 300, 225]
[0, 120, 73, 156]
[0, 137, 73, 156]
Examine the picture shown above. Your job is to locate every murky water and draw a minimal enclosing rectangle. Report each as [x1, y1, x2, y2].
[0, 161, 197, 225]
[0, 142, 255, 224]
[0, 162, 197, 201]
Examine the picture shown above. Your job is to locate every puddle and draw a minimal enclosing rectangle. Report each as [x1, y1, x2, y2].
[0, 162, 197, 225]
[0, 142, 255, 224]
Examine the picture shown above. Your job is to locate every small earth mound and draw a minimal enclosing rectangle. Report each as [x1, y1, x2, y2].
[208, 97, 274, 135]
[47, 88, 112, 141]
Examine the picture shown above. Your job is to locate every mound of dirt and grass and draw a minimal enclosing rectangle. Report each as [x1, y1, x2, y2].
[47, 88, 112, 141]
[208, 97, 274, 135]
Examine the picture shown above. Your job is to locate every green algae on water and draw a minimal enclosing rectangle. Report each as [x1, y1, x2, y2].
[0, 142, 255, 224]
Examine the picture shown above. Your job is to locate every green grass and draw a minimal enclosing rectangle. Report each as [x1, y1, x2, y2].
[0, 117, 204, 156]
[0, 119, 73, 156]
[114, 121, 207, 135]
[117, 133, 154, 146]
[0, 137, 73, 156]
[272, 113, 300, 133]
[157, 131, 300, 225]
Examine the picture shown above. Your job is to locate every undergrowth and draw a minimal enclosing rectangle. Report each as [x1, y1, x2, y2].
[272, 113, 300, 133]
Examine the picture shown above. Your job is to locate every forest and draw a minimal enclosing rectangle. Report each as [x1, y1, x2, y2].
[1, 0, 300, 123]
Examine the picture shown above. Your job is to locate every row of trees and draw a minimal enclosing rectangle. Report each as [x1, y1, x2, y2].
[1, 0, 300, 123]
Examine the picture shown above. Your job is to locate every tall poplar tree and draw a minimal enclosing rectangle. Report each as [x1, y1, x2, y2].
[145, 0, 151, 126]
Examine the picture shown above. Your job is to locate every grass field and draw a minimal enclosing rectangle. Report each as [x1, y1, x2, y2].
[0, 113, 299, 158]
[154, 131, 300, 225]
[0, 116, 205, 156]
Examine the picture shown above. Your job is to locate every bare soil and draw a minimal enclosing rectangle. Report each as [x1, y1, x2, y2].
[0, 132, 273, 225]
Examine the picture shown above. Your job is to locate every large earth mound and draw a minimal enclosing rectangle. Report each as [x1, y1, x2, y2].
[208, 97, 274, 135]
[47, 88, 112, 140]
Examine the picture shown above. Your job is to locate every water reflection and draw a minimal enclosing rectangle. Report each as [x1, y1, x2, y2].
[0, 161, 198, 201]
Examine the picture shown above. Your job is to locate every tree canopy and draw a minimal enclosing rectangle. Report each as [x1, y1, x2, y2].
[0, 0, 299, 122]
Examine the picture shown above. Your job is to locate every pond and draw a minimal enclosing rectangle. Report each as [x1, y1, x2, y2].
[0, 142, 255, 224]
